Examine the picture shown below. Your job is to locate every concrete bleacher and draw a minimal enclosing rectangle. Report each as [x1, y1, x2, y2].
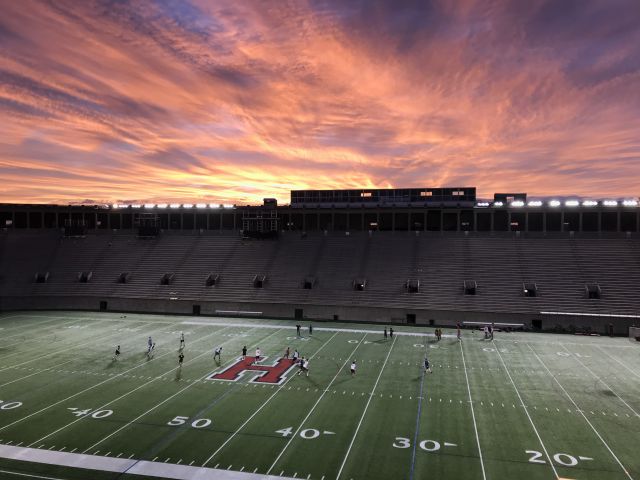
[1, 230, 639, 322]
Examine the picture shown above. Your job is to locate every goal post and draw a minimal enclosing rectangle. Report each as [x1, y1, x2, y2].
[630, 326, 640, 343]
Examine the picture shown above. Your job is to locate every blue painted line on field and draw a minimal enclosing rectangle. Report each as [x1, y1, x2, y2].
[409, 351, 427, 480]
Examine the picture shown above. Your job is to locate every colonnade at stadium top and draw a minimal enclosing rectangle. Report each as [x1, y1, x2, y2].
[1, 203, 639, 233]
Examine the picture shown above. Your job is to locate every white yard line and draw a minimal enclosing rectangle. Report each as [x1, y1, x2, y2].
[493, 341, 559, 479]
[266, 334, 368, 474]
[201, 331, 339, 467]
[0, 443, 295, 479]
[594, 346, 640, 380]
[27, 325, 244, 448]
[335, 336, 397, 480]
[458, 341, 487, 480]
[0, 358, 77, 388]
[0, 325, 232, 436]
[527, 344, 634, 480]
[560, 344, 640, 418]
[0, 317, 81, 343]
[82, 327, 281, 454]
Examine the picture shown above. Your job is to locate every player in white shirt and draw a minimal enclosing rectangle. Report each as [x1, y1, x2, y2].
[147, 336, 153, 353]
[255, 348, 261, 363]
[180, 332, 185, 349]
[214, 346, 222, 362]
[292, 349, 299, 361]
[350, 360, 357, 376]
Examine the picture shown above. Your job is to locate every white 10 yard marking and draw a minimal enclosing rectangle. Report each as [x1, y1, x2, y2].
[0, 401, 22, 410]
[275, 427, 335, 439]
[527, 450, 593, 467]
[67, 408, 112, 419]
[167, 416, 212, 429]
[393, 437, 457, 452]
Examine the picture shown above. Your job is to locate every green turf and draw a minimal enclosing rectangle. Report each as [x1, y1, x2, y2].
[0, 311, 638, 480]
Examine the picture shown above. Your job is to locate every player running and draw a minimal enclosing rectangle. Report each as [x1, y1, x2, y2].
[298, 356, 306, 375]
[214, 346, 222, 362]
[113, 345, 121, 361]
[147, 342, 155, 359]
[285, 347, 290, 359]
[147, 336, 153, 353]
[424, 355, 432, 374]
[384, 328, 387, 340]
[389, 328, 394, 338]
[350, 360, 357, 376]
[309, 324, 313, 336]
[457, 323, 462, 341]
[255, 347, 261, 363]
[180, 332, 185, 349]
[292, 349, 299, 362]
[300, 358, 309, 376]
[178, 352, 184, 366]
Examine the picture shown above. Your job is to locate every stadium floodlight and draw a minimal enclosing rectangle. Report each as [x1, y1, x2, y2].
[131, 204, 142, 209]
[112, 203, 119, 209]
[476, 202, 490, 207]
[182, 204, 194, 209]
[493, 201, 504, 207]
[603, 200, 618, 207]
[510, 200, 525, 207]
[549, 200, 561, 207]
[114, 203, 129, 209]
[622, 199, 638, 207]
[582, 200, 598, 207]
[157, 203, 168, 209]
[223, 204, 234, 209]
[195, 203, 207, 209]
[527, 200, 542, 207]
[144, 203, 156, 209]
[169, 203, 181, 209]
[565, 200, 579, 207]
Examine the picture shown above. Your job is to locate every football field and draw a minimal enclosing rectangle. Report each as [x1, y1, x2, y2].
[0, 311, 638, 480]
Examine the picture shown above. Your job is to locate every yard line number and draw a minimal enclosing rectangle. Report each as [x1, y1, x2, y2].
[393, 437, 457, 452]
[67, 408, 112, 419]
[167, 416, 212, 429]
[0, 400, 22, 410]
[276, 427, 335, 439]
[526, 450, 593, 467]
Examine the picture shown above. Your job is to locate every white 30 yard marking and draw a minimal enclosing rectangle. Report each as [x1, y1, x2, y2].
[335, 336, 397, 480]
[459, 342, 487, 480]
[201, 331, 339, 467]
[266, 334, 368, 474]
[493, 341, 559, 479]
[527, 344, 634, 480]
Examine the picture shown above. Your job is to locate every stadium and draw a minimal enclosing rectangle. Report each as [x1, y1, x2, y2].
[0, 188, 639, 480]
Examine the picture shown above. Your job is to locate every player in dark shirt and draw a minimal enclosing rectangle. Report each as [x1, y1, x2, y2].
[242, 345, 247, 360]
[178, 352, 184, 365]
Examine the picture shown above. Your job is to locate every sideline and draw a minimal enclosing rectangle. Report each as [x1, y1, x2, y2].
[0, 443, 295, 480]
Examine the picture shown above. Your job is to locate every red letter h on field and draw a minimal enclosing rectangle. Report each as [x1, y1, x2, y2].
[208, 356, 296, 385]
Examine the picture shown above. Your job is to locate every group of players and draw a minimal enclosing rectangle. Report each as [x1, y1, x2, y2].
[112, 326, 440, 376]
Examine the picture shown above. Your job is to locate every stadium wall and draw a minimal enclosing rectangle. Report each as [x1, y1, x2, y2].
[0, 295, 634, 335]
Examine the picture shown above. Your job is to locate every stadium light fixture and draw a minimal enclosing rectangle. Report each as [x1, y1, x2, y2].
[603, 200, 618, 207]
[493, 201, 504, 207]
[549, 200, 561, 207]
[111, 203, 119, 209]
[144, 204, 156, 209]
[131, 204, 142, 209]
[565, 200, 579, 207]
[476, 202, 490, 207]
[223, 204, 234, 209]
[169, 203, 181, 209]
[195, 203, 207, 209]
[157, 203, 168, 209]
[582, 200, 598, 207]
[510, 200, 525, 207]
[527, 200, 542, 207]
[182, 204, 194, 209]
[622, 199, 638, 207]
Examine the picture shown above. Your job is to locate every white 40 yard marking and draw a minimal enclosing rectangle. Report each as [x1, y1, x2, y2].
[276, 427, 335, 439]
[393, 437, 457, 452]
[67, 408, 112, 419]
[167, 416, 212, 429]
[526, 450, 593, 467]
[0, 400, 22, 410]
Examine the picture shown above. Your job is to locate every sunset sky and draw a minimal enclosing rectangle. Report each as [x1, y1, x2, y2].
[0, 0, 638, 205]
